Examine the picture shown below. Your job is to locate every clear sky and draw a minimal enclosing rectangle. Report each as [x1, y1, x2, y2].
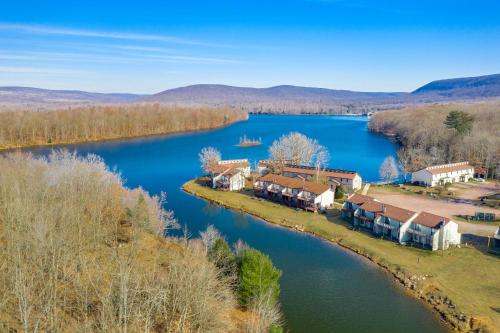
[0, 0, 499, 93]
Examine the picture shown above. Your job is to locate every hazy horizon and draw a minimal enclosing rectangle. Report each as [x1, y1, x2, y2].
[1, 0, 499, 94]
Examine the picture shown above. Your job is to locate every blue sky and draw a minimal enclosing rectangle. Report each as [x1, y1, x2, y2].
[1, 0, 499, 93]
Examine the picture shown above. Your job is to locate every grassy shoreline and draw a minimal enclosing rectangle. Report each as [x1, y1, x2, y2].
[183, 179, 500, 333]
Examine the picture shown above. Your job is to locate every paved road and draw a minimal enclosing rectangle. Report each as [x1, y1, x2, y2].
[369, 188, 498, 236]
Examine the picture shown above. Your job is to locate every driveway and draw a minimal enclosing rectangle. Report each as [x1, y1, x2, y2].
[449, 181, 499, 200]
[368, 187, 498, 236]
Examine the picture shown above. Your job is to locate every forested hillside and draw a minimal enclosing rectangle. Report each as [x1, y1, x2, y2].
[0, 151, 235, 332]
[0, 105, 247, 149]
[0, 151, 282, 332]
[369, 102, 500, 177]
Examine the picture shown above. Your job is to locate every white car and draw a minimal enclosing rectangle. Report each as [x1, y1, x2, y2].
[474, 178, 486, 182]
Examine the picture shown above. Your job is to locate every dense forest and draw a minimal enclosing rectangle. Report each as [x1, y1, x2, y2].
[369, 102, 500, 178]
[0, 104, 247, 149]
[0, 151, 282, 332]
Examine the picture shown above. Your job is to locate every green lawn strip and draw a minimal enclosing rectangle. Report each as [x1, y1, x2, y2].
[183, 180, 500, 332]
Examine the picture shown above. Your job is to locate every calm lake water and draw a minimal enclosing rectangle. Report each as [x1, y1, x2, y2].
[29, 115, 448, 333]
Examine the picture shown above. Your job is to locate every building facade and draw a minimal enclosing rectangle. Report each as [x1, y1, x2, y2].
[212, 169, 245, 191]
[254, 173, 334, 212]
[411, 162, 474, 187]
[215, 159, 251, 177]
[487, 227, 500, 255]
[401, 212, 461, 250]
[342, 194, 461, 250]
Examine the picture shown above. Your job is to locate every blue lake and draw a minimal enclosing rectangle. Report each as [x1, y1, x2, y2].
[29, 115, 448, 333]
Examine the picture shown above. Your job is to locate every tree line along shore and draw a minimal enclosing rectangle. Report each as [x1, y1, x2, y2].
[0, 104, 248, 150]
[0, 151, 284, 333]
[368, 102, 500, 180]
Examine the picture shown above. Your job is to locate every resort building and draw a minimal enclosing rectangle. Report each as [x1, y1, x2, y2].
[487, 227, 500, 255]
[209, 159, 250, 191]
[342, 194, 461, 250]
[257, 160, 272, 176]
[372, 204, 418, 242]
[282, 164, 362, 192]
[254, 173, 334, 212]
[353, 200, 418, 237]
[341, 193, 373, 221]
[401, 212, 461, 250]
[214, 159, 251, 177]
[411, 162, 474, 187]
[212, 168, 245, 191]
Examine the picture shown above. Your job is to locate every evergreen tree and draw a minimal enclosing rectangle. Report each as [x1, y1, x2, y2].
[237, 248, 282, 307]
[334, 185, 345, 199]
[444, 110, 474, 135]
[208, 238, 236, 277]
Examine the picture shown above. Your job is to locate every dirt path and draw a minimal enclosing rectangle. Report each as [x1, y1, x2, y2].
[368, 188, 498, 236]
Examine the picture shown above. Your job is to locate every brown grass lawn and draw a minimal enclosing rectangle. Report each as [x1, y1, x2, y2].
[184, 180, 500, 332]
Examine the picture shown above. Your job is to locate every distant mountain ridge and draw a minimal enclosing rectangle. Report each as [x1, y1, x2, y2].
[143, 84, 406, 104]
[0, 86, 144, 104]
[1, 73, 499, 113]
[412, 74, 500, 98]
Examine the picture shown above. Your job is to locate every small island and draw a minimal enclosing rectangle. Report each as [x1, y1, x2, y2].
[237, 134, 262, 147]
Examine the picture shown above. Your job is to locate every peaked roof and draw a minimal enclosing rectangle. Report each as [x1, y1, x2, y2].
[412, 212, 450, 228]
[221, 167, 243, 177]
[346, 193, 374, 205]
[256, 173, 330, 195]
[422, 162, 473, 175]
[211, 159, 249, 174]
[283, 165, 359, 180]
[359, 201, 416, 222]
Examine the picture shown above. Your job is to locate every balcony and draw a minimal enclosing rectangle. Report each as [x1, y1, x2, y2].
[354, 212, 373, 222]
[407, 228, 427, 237]
[375, 219, 395, 230]
[267, 186, 280, 193]
[254, 184, 265, 190]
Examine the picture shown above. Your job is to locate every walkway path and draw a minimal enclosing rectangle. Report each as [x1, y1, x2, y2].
[361, 183, 370, 195]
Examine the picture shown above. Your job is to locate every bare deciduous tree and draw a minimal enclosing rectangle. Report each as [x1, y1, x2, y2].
[379, 156, 400, 183]
[199, 147, 221, 175]
[0, 150, 239, 333]
[199, 225, 222, 252]
[370, 102, 500, 178]
[0, 105, 247, 150]
[268, 132, 329, 174]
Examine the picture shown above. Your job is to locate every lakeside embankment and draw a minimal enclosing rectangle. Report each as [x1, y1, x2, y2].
[0, 105, 248, 150]
[183, 179, 500, 333]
